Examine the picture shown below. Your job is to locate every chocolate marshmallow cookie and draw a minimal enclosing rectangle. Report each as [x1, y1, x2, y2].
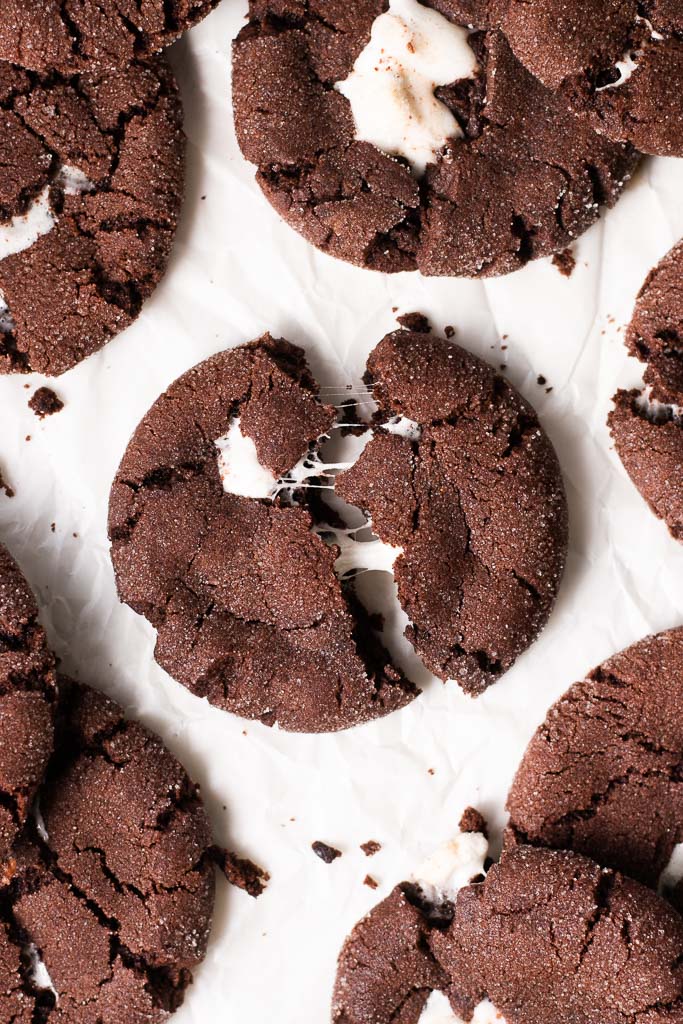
[506, 627, 683, 888]
[609, 241, 683, 541]
[109, 335, 418, 733]
[1, 680, 216, 1023]
[336, 318, 568, 695]
[232, 0, 637, 277]
[0, 57, 184, 376]
[0, 1, 220, 74]
[0, 546, 56, 875]
[503, 0, 683, 157]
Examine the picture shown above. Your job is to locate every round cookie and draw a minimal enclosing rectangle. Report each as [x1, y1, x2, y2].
[431, 846, 683, 1022]
[0, 56, 184, 376]
[232, 0, 638, 277]
[506, 627, 683, 887]
[2, 679, 216, 1023]
[336, 317, 568, 695]
[0, 1, 221, 74]
[0, 544, 56, 873]
[503, 0, 683, 156]
[109, 335, 418, 733]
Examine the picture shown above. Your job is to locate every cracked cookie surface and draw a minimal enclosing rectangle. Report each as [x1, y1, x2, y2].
[502, 0, 683, 157]
[0, 56, 184, 376]
[232, 0, 637, 277]
[336, 319, 568, 695]
[609, 241, 683, 541]
[109, 335, 418, 733]
[506, 627, 683, 887]
[0, 1, 221, 74]
[1, 679, 216, 1024]
[0, 544, 57, 874]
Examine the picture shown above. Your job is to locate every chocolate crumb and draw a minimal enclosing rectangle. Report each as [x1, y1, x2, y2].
[361, 840, 382, 857]
[459, 807, 488, 838]
[312, 841, 342, 863]
[0, 470, 14, 498]
[364, 874, 379, 890]
[396, 312, 431, 333]
[29, 387, 64, 419]
[444, 325, 455, 339]
[50, 523, 55, 532]
[428, 768, 435, 776]
[212, 848, 270, 897]
[537, 375, 547, 386]
[552, 248, 576, 277]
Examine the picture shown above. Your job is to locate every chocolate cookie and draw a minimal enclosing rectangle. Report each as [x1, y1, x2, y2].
[109, 335, 418, 733]
[336, 319, 568, 695]
[609, 241, 683, 541]
[232, 1, 637, 277]
[0, 1, 220, 74]
[503, 0, 683, 156]
[0, 544, 56, 873]
[1, 679, 216, 1023]
[0, 56, 184, 376]
[506, 627, 683, 888]
[431, 846, 683, 1022]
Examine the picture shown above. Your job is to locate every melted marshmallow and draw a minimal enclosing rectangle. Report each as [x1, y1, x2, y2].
[383, 415, 423, 441]
[598, 16, 665, 91]
[215, 418, 278, 499]
[421, 992, 505, 1024]
[660, 842, 683, 894]
[336, 0, 478, 174]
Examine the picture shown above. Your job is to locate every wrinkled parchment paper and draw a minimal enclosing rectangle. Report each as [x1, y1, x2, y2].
[1, 2, 683, 1020]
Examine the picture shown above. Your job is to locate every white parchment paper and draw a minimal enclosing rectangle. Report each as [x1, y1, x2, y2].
[1, 2, 683, 1020]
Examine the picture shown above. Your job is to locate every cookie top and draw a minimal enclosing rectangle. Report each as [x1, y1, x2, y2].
[626, 240, 683, 405]
[0, 57, 184, 376]
[232, 0, 637, 277]
[503, 0, 683, 156]
[431, 846, 683, 1022]
[336, 319, 568, 695]
[0, 545, 56, 872]
[1, 679, 215, 1023]
[0, 1, 220, 73]
[109, 335, 418, 733]
[506, 627, 683, 887]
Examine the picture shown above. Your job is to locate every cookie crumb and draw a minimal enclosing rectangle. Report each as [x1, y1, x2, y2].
[444, 325, 455, 339]
[428, 768, 435, 776]
[312, 841, 342, 864]
[363, 874, 379, 889]
[552, 248, 576, 277]
[29, 387, 64, 419]
[459, 807, 488, 838]
[212, 847, 270, 897]
[361, 840, 382, 857]
[50, 523, 55, 533]
[0, 470, 14, 499]
[397, 312, 431, 333]
[537, 375, 547, 386]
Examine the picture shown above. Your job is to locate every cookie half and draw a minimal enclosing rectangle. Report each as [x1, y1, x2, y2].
[232, 0, 637, 277]
[503, 0, 683, 157]
[109, 335, 418, 733]
[506, 627, 683, 888]
[1, 679, 216, 1023]
[336, 318, 568, 695]
[0, 1, 220, 74]
[609, 241, 683, 541]
[0, 545, 56, 874]
[0, 57, 184, 376]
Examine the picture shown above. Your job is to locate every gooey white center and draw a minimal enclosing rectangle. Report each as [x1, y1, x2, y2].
[336, 0, 478, 175]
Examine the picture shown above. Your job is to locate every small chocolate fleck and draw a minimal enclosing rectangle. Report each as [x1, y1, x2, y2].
[537, 375, 547, 386]
[312, 841, 342, 864]
[364, 874, 379, 889]
[0, 470, 15, 499]
[361, 840, 382, 857]
[29, 387, 64, 419]
[212, 847, 270, 897]
[459, 807, 488, 838]
[552, 248, 576, 278]
[444, 325, 455, 339]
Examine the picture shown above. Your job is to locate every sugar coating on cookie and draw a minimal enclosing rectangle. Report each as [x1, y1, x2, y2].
[503, 0, 683, 156]
[232, 0, 637, 277]
[0, 57, 184, 377]
[506, 626, 683, 887]
[0, 545, 57, 873]
[609, 240, 683, 541]
[336, 318, 568, 695]
[109, 335, 418, 733]
[1, 680, 216, 1023]
[0, 0, 221, 73]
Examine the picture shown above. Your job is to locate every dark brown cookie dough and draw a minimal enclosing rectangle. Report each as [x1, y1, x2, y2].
[0, 1, 220, 74]
[1, 679, 216, 1024]
[506, 627, 683, 888]
[109, 335, 417, 733]
[431, 846, 683, 1022]
[336, 319, 568, 695]
[232, 1, 637, 277]
[0, 57, 184, 376]
[0, 544, 57, 872]
[503, 0, 683, 156]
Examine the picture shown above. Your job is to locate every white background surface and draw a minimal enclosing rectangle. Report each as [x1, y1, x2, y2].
[1, 2, 683, 1021]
